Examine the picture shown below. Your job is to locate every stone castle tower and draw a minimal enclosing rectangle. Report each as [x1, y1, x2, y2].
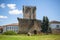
[23, 6, 36, 19]
[17, 6, 41, 34]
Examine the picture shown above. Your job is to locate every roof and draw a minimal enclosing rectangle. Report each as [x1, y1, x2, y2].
[0, 26, 2, 27]
[3, 23, 18, 26]
[50, 21, 60, 24]
[0, 27, 3, 29]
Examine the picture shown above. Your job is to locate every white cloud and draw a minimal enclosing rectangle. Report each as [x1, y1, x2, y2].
[7, 4, 23, 15]
[0, 3, 5, 8]
[9, 9, 23, 15]
[0, 15, 8, 18]
[7, 4, 16, 9]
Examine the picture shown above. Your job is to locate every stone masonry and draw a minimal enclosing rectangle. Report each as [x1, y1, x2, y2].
[17, 6, 41, 34]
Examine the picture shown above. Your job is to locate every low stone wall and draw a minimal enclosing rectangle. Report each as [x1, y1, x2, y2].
[52, 29, 60, 34]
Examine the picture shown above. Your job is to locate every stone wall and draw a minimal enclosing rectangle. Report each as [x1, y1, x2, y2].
[17, 18, 41, 34]
[23, 6, 36, 19]
[52, 29, 60, 34]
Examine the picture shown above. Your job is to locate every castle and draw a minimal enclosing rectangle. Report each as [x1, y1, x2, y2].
[17, 6, 41, 34]
[1, 6, 60, 34]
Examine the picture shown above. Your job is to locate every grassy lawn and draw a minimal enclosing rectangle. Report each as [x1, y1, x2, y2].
[0, 34, 60, 40]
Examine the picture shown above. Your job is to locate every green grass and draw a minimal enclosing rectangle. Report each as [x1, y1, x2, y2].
[0, 34, 60, 40]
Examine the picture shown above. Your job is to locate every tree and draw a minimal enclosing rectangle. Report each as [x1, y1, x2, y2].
[41, 16, 46, 33]
[41, 16, 49, 34]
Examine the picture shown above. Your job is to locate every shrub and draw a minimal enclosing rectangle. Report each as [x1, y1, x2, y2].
[2, 31, 17, 35]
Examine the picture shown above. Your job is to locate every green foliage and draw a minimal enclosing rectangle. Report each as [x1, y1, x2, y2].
[2, 31, 17, 35]
[41, 16, 50, 34]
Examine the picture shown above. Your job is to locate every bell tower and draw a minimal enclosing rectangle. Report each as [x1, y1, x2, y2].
[23, 6, 36, 19]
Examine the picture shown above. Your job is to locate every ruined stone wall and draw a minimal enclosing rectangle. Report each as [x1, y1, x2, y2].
[18, 18, 33, 33]
[23, 6, 36, 19]
[18, 18, 41, 34]
[29, 20, 42, 34]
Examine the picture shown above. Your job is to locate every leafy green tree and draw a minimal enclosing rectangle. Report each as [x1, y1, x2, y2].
[41, 16, 46, 33]
[41, 16, 49, 34]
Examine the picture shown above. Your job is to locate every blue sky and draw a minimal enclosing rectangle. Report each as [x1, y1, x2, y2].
[0, 0, 60, 26]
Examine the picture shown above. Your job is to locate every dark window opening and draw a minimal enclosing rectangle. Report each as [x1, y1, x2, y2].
[56, 25, 59, 28]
